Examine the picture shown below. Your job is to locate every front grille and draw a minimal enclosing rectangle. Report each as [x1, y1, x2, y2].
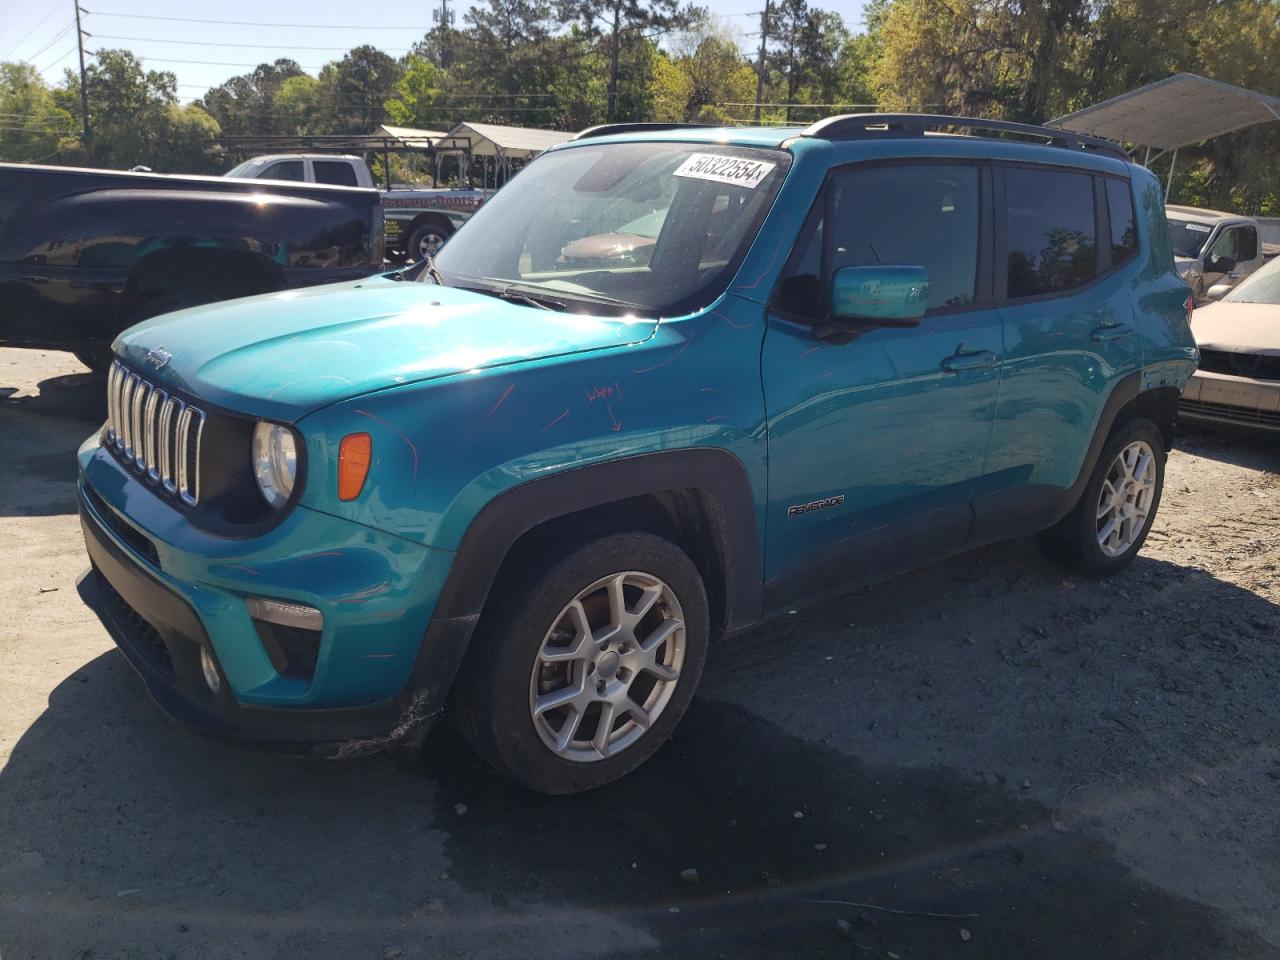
[1179, 398, 1280, 431]
[105, 360, 205, 505]
[97, 571, 174, 679]
[1198, 349, 1280, 381]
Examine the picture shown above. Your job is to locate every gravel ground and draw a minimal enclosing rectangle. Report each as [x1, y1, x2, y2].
[1, 346, 1278, 960]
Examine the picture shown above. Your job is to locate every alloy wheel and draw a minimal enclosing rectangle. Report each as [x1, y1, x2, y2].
[528, 571, 686, 763]
[1096, 439, 1157, 557]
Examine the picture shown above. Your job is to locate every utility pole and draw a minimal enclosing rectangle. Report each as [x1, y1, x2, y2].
[433, 0, 454, 68]
[753, 0, 770, 125]
[73, 0, 90, 158]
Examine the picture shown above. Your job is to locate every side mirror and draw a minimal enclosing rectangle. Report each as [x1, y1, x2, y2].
[1205, 282, 1232, 301]
[828, 265, 930, 328]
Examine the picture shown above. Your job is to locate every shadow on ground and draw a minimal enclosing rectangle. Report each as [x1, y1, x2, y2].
[0, 372, 104, 516]
[2, 557, 1276, 958]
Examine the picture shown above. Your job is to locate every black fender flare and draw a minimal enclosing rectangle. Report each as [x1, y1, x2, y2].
[432, 448, 764, 631]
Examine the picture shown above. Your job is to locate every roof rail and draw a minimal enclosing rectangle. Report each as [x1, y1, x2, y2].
[801, 113, 1129, 161]
[573, 122, 709, 141]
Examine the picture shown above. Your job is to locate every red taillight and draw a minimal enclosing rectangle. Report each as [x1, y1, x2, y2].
[1185, 293, 1195, 325]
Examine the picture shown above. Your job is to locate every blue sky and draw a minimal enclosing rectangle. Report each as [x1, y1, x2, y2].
[4, 0, 869, 104]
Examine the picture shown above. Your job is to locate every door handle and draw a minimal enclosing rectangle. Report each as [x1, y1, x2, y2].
[941, 350, 997, 372]
[1090, 323, 1134, 342]
[1227, 271, 1242, 279]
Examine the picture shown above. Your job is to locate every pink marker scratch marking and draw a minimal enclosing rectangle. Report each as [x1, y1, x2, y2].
[541, 409, 570, 433]
[798, 346, 820, 359]
[710, 310, 753, 330]
[606, 403, 622, 432]
[706, 415, 726, 423]
[585, 381, 623, 403]
[634, 334, 693, 374]
[486, 383, 515, 417]
[355, 408, 420, 489]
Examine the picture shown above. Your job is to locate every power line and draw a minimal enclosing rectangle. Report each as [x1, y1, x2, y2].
[83, 9, 433, 30]
[92, 33, 417, 52]
[25, 20, 75, 63]
[38, 45, 79, 72]
[3, 4, 64, 58]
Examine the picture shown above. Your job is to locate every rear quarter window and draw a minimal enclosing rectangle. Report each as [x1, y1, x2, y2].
[1105, 178, 1138, 265]
[1003, 167, 1098, 299]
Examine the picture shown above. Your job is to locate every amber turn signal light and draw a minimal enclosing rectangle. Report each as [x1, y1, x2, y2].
[338, 432, 372, 501]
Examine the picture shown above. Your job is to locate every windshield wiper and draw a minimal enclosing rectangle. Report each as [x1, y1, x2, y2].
[422, 256, 448, 286]
[487, 287, 566, 311]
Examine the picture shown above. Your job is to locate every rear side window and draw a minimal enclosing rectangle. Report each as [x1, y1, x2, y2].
[313, 161, 359, 187]
[259, 160, 305, 181]
[827, 164, 980, 312]
[1003, 167, 1098, 299]
[1105, 178, 1138, 264]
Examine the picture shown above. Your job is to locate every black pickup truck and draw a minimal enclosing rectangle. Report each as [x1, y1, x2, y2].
[0, 163, 385, 370]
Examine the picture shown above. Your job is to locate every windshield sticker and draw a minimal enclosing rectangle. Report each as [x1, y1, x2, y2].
[674, 154, 777, 189]
[1183, 223, 1212, 233]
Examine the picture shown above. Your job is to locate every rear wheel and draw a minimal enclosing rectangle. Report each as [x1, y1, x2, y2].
[407, 218, 453, 261]
[1039, 416, 1165, 576]
[454, 531, 709, 794]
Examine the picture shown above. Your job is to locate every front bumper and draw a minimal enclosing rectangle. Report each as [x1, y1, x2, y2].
[1179, 370, 1280, 434]
[77, 436, 475, 756]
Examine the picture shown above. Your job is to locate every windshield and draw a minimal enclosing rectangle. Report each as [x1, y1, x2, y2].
[430, 142, 789, 315]
[223, 159, 267, 178]
[1167, 217, 1213, 258]
[1224, 255, 1280, 304]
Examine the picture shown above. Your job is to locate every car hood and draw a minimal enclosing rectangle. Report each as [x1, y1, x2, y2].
[1191, 300, 1280, 355]
[114, 276, 658, 421]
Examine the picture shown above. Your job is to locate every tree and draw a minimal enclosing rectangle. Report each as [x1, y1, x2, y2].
[646, 50, 694, 121]
[557, 0, 693, 120]
[319, 45, 405, 133]
[0, 62, 76, 163]
[272, 75, 323, 136]
[58, 49, 180, 168]
[155, 103, 221, 172]
[384, 55, 448, 129]
[199, 59, 304, 137]
[671, 16, 757, 122]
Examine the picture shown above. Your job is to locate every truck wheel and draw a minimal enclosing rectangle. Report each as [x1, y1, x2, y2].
[407, 219, 452, 261]
[1039, 416, 1165, 577]
[454, 531, 709, 794]
[73, 345, 113, 373]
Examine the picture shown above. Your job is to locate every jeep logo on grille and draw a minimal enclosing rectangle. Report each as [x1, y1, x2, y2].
[145, 346, 172, 370]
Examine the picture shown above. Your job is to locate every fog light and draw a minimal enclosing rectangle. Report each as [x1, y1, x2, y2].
[200, 646, 222, 693]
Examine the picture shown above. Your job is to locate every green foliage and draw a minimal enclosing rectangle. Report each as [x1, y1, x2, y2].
[0, 62, 76, 163]
[4, 0, 1278, 213]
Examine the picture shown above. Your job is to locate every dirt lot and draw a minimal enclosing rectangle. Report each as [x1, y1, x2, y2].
[1, 346, 1278, 960]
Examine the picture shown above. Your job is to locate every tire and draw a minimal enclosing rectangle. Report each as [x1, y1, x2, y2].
[1038, 416, 1166, 577]
[72, 344, 114, 373]
[407, 218, 453, 262]
[454, 531, 709, 794]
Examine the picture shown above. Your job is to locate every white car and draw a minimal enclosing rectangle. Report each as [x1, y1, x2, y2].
[1180, 256, 1280, 434]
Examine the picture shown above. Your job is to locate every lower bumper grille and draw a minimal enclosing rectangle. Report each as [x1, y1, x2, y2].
[1179, 398, 1280, 431]
[97, 571, 174, 679]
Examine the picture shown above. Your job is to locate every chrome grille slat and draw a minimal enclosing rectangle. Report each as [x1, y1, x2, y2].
[103, 361, 204, 505]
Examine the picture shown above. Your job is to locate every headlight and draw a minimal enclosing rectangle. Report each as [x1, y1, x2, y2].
[252, 421, 298, 508]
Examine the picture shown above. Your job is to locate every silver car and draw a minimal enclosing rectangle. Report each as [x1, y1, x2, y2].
[1180, 256, 1280, 434]
[1166, 205, 1267, 303]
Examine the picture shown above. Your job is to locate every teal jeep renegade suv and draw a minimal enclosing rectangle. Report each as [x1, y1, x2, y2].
[78, 115, 1197, 793]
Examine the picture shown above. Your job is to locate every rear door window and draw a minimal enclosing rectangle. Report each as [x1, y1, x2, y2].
[313, 161, 359, 186]
[1002, 167, 1098, 299]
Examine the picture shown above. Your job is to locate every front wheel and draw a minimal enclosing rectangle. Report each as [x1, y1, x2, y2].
[1039, 416, 1166, 576]
[454, 531, 709, 794]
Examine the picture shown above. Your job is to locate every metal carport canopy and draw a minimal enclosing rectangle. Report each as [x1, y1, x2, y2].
[1048, 73, 1280, 153]
[444, 122, 572, 159]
